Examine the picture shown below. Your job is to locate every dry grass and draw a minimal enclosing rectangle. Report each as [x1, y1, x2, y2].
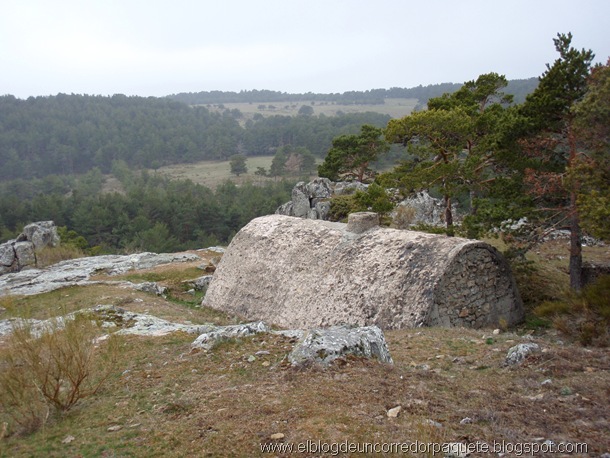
[0, 243, 609, 456]
[1, 325, 608, 456]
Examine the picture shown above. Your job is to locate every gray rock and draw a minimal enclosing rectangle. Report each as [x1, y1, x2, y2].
[134, 281, 167, 296]
[276, 178, 333, 219]
[275, 201, 294, 217]
[0, 243, 16, 268]
[288, 325, 393, 366]
[22, 221, 60, 250]
[444, 442, 469, 457]
[291, 182, 311, 217]
[333, 181, 368, 195]
[191, 321, 270, 350]
[0, 252, 200, 297]
[505, 343, 541, 366]
[90, 305, 215, 337]
[193, 275, 214, 291]
[306, 177, 333, 199]
[393, 190, 459, 228]
[14, 242, 36, 270]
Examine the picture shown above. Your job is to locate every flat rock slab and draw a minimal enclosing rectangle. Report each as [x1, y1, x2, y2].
[0, 252, 200, 297]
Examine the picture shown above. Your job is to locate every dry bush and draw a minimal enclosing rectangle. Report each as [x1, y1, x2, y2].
[35, 245, 87, 268]
[534, 275, 610, 346]
[0, 314, 121, 435]
[393, 205, 417, 229]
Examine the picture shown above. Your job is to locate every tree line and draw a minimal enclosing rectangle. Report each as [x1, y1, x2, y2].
[168, 79, 538, 106]
[0, 165, 293, 253]
[0, 94, 389, 181]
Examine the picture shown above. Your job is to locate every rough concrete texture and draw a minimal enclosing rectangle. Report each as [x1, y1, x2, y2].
[203, 214, 524, 330]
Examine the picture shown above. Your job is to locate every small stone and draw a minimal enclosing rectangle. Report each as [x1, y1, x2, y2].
[505, 343, 541, 366]
[445, 442, 469, 458]
[492, 328, 501, 335]
[541, 379, 552, 386]
[458, 308, 470, 318]
[247, 355, 256, 363]
[262, 361, 270, 367]
[424, 419, 443, 428]
[269, 433, 285, 440]
[387, 406, 402, 418]
[61, 435, 75, 444]
[107, 425, 122, 432]
[459, 417, 473, 425]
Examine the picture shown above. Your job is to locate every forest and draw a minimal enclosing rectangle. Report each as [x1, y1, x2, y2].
[167, 78, 537, 106]
[0, 94, 390, 180]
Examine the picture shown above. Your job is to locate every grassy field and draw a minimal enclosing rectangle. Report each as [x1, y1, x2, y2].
[204, 98, 419, 121]
[0, 242, 609, 456]
[155, 156, 318, 190]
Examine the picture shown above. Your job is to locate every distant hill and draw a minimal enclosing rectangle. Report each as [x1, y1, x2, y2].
[167, 78, 538, 107]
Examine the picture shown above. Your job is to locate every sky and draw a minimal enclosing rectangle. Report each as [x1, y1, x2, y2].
[2, 0, 610, 98]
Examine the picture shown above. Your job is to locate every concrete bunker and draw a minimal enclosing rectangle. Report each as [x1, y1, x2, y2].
[203, 213, 524, 330]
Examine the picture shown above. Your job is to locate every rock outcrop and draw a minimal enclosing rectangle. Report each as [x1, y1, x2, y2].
[392, 191, 459, 228]
[0, 221, 60, 275]
[288, 325, 393, 366]
[0, 252, 200, 297]
[203, 213, 524, 330]
[276, 179, 458, 228]
[276, 177, 334, 220]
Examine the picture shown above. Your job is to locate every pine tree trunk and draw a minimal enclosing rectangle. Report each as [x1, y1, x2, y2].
[569, 191, 583, 290]
[444, 195, 454, 236]
[567, 121, 582, 290]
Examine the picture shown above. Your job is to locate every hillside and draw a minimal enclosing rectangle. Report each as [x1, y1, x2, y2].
[0, 240, 608, 456]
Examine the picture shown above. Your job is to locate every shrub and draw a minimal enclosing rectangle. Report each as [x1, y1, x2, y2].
[533, 275, 610, 346]
[0, 314, 120, 435]
[393, 205, 417, 229]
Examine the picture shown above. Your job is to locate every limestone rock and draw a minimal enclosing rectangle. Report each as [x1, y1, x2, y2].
[275, 178, 333, 220]
[191, 275, 214, 291]
[134, 282, 167, 296]
[505, 343, 541, 366]
[0, 252, 200, 297]
[333, 181, 368, 195]
[0, 221, 61, 275]
[191, 321, 270, 350]
[387, 406, 402, 418]
[22, 221, 60, 250]
[287, 325, 393, 366]
[203, 214, 524, 330]
[392, 191, 459, 228]
[13, 242, 36, 270]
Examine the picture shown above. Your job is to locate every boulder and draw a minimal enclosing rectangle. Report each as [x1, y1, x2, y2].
[0, 221, 61, 275]
[22, 221, 60, 250]
[276, 178, 334, 220]
[505, 343, 541, 366]
[13, 242, 37, 270]
[191, 321, 270, 350]
[203, 214, 524, 330]
[392, 191, 458, 228]
[288, 325, 393, 366]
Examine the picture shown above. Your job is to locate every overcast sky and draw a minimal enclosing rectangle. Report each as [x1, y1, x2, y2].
[2, 0, 609, 98]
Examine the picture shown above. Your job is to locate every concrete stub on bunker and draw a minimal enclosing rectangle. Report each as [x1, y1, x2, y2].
[346, 212, 379, 234]
[203, 215, 524, 330]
